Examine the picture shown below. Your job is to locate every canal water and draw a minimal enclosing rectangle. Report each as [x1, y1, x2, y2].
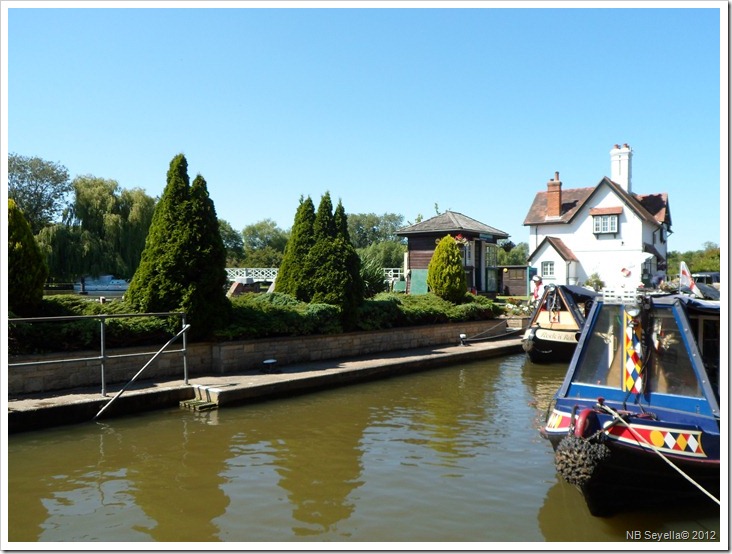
[6, 353, 721, 545]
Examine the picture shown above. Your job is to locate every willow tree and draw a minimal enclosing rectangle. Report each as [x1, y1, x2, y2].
[35, 177, 155, 282]
[126, 154, 229, 339]
[8, 199, 48, 314]
[427, 235, 467, 303]
[276, 196, 316, 301]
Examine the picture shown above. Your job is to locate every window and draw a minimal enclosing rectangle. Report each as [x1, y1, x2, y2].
[647, 312, 702, 397]
[593, 215, 618, 234]
[541, 261, 554, 278]
[574, 305, 622, 387]
[464, 242, 472, 266]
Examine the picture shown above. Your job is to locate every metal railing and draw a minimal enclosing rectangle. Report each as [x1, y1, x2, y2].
[382, 267, 404, 281]
[9, 311, 188, 397]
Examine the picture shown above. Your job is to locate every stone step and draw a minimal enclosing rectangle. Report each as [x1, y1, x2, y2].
[179, 399, 218, 411]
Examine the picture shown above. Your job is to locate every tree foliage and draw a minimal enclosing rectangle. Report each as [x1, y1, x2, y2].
[241, 219, 289, 267]
[497, 241, 529, 266]
[356, 241, 406, 269]
[276, 196, 316, 300]
[667, 242, 720, 274]
[427, 235, 467, 303]
[35, 176, 155, 281]
[347, 212, 404, 249]
[219, 219, 245, 266]
[126, 154, 229, 339]
[276, 193, 364, 328]
[8, 153, 72, 234]
[8, 199, 48, 314]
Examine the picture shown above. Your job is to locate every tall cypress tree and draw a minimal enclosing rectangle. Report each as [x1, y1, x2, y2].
[313, 191, 336, 241]
[333, 200, 364, 328]
[126, 154, 229, 339]
[8, 199, 48, 314]
[181, 174, 231, 336]
[276, 196, 315, 301]
[306, 195, 364, 329]
[127, 153, 190, 313]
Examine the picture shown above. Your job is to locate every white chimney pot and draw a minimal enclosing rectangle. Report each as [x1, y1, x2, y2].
[610, 143, 633, 192]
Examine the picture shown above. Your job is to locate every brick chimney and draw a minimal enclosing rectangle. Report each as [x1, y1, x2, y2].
[610, 143, 633, 192]
[546, 171, 562, 218]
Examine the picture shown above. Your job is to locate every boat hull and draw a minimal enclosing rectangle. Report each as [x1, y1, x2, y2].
[521, 326, 578, 363]
[545, 430, 720, 516]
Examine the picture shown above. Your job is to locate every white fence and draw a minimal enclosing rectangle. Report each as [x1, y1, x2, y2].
[226, 268, 404, 283]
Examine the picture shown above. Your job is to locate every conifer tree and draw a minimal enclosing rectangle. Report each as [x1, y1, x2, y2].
[275, 196, 315, 301]
[307, 195, 364, 329]
[180, 174, 231, 334]
[127, 153, 190, 312]
[313, 191, 336, 240]
[333, 200, 364, 328]
[8, 198, 48, 314]
[126, 154, 229, 339]
[427, 235, 467, 303]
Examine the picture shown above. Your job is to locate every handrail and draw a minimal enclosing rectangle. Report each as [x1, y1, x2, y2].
[93, 324, 191, 421]
[224, 267, 405, 282]
[9, 311, 187, 396]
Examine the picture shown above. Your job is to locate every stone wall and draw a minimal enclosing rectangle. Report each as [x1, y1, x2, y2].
[9, 319, 509, 396]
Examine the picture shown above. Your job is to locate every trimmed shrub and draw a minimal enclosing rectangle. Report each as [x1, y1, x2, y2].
[9, 296, 175, 354]
[427, 235, 467, 303]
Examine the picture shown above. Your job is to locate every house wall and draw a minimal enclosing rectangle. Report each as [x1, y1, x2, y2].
[528, 183, 658, 287]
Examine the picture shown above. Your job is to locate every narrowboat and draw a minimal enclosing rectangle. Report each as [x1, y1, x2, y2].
[521, 285, 598, 363]
[541, 288, 720, 516]
[74, 275, 130, 293]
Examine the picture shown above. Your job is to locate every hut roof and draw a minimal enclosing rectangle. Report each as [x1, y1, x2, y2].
[397, 210, 509, 239]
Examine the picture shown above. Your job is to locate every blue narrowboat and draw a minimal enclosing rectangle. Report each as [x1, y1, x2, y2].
[541, 288, 720, 516]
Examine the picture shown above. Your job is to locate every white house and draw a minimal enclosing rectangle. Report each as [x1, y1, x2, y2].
[523, 144, 672, 288]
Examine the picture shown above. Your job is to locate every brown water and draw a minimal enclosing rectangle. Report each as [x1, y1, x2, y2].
[6, 354, 721, 544]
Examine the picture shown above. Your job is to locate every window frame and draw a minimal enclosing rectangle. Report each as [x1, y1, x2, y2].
[541, 261, 555, 278]
[593, 214, 618, 234]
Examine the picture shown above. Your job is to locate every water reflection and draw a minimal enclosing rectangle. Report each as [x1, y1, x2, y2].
[7, 354, 720, 543]
[538, 480, 721, 542]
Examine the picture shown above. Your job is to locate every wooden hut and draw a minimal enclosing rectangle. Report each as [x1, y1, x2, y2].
[396, 211, 509, 295]
[497, 265, 533, 297]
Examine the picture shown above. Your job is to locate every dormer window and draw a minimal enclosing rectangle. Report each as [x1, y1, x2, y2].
[589, 206, 622, 235]
[593, 215, 618, 234]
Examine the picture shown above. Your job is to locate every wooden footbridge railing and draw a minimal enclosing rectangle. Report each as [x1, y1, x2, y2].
[225, 268, 405, 283]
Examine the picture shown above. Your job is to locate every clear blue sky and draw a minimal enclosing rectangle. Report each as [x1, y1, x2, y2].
[4, 2, 726, 254]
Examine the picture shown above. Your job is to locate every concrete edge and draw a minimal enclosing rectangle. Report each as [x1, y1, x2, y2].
[9, 341, 523, 434]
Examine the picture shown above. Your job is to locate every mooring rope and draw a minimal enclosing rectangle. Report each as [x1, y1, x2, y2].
[598, 402, 720, 506]
[463, 320, 517, 342]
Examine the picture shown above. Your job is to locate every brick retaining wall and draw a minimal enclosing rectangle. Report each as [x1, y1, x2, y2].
[9, 319, 511, 396]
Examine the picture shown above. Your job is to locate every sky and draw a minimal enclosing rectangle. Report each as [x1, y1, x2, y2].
[3, 1, 727, 255]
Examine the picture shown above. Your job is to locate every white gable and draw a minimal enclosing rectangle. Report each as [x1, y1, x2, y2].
[527, 180, 666, 288]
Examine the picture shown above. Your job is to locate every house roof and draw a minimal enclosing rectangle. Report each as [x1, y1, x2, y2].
[397, 210, 509, 239]
[527, 236, 578, 263]
[523, 177, 670, 228]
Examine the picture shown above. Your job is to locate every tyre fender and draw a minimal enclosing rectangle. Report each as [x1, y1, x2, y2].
[573, 408, 597, 439]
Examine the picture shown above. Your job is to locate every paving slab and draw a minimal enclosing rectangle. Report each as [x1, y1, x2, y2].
[7, 337, 523, 433]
